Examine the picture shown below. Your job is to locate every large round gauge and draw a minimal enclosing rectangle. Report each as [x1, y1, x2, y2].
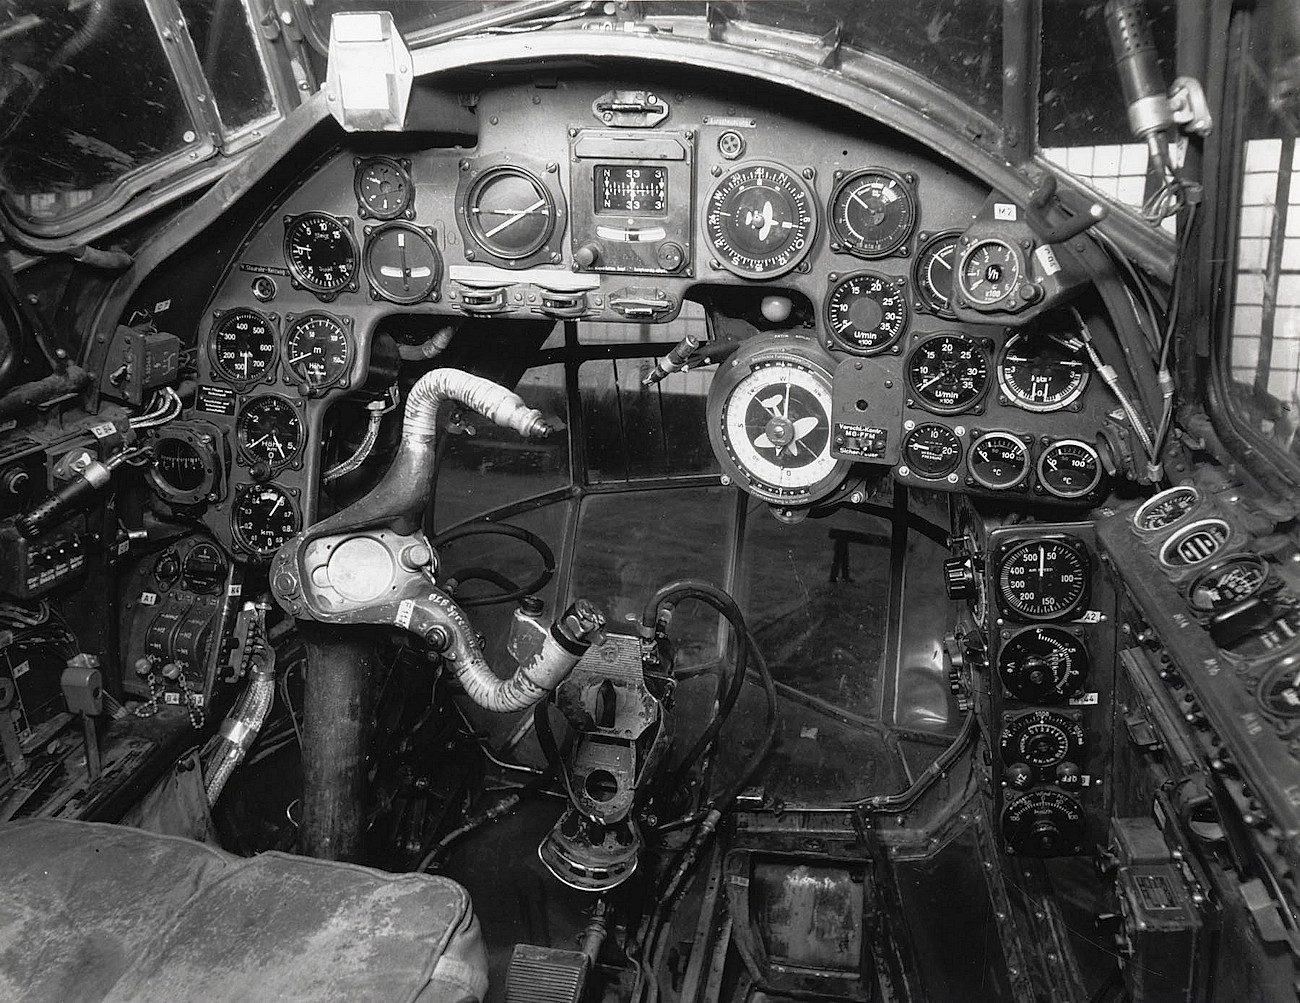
[284, 314, 352, 390]
[464, 165, 555, 261]
[827, 168, 916, 258]
[996, 537, 1089, 620]
[1159, 518, 1231, 570]
[364, 222, 442, 304]
[902, 423, 962, 479]
[1189, 553, 1271, 613]
[1133, 485, 1202, 534]
[208, 309, 277, 384]
[998, 332, 1089, 412]
[283, 212, 358, 297]
[236, 395, 304, 470]
[704, 162, 816, 279]
[824, 272, 908, 355]
[1001, 789, 1085, 857]
[1037, 440, 1102, 500]
[181, 542, 227, 594]
[1000, 710, 1085, 770]
[912, 230, 960, 319]
[1257, 655, 1300, 720]
[968, 432, 1030, 491]
[232, 484, 300, 556]
[707, 339, 848, 506]
[354, 156, 413, 220]
[998, 627, 1089, 703]
[957, 239, 1021, 307]
[906, 334, 991, 414]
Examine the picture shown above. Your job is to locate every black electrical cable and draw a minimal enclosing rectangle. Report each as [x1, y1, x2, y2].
[444, 566, 522, 598]
[429, 522, 556, 607]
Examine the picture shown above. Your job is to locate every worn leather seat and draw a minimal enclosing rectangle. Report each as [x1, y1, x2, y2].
[0, 817, 488, 1002]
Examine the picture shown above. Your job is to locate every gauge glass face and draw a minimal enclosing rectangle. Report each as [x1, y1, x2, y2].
[1189, 554, 1270, 613]
[1159, 518, 1231, 569]
[828, 169, 916, 258]
[284, 212, 357, 294]
[465, 166, 554, 260]
[913, 231, 960, 318]
[998, 627, 1089, 703]
[237, 395, 304, 469]
[152, 438, 207, 493]
[705, 163, 816, 278]
[285, 314, 351, 389]
[969, 432, 1030, 491]
[209, 309, 276, 383]
[1037, 440, 1102, 499]
[232, 484, 299, 555]
[721, 360, 837, 501]
[364, 223, 441, 304]
[1000, 710, 1085, 769]
[906, 335, 990, 414]
[1133, 485, 1201, 532]
[998, 332, 1089, 412]
[902, 423, 962, 478]
[996, 537, 1089, 620]
[355, 157, 412, 219]
[181, 542, 227, 593]
[1258, 658, 1300, 719]
[825, 272, 908, 355]
[1212, 595, 1300, 660]
[959, 239, 1020, 306]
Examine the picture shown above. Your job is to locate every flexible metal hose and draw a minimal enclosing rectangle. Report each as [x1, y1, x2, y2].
[203, 662, 276, 805]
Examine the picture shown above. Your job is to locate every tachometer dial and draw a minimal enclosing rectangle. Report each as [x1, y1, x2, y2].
[827, 168, 916, 258]
[354, 156, 413, 220]
[1159, 518, 1231, 570]
[284, 314, 352, 390]
[957, 238, 1020, 306]
[464, 165, 555, 261]
[902, 423, 962, 479]
[364, 222, 441, 304]
[912, 230, 960, 319]
[1036, 440, 1102, 499]
[232, 484, 300, 556]
[995, 537, 1089, 620]
[704, 162, 816, 279]
[824, 272, 908, 355]
[906, 334, 990, 414]
[998, 627, 1089, 703]
[968, 431, 1030, 491]
[236, 395, 304, 470]
[998, 331, 1090, 412]
[1132, 485, 1202, 534]
[208, 309, 277, 384]
[1189, 553, 1271, 613]
[283, 212, 358, 297]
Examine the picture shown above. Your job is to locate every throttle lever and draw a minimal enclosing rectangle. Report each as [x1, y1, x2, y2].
[1024, 176, 1107, 245]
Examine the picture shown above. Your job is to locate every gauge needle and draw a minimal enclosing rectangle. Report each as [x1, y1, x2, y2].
[483, 199, 547, 238]
[398, 232, 409, 290]
[248, 433, 271, 449]
[1039, 546, 1046, 579]
[289, 351, 316, 364]
[783, 381, 791, 419]
[917, 364, 955, 392]
[268, 495, 284, 517]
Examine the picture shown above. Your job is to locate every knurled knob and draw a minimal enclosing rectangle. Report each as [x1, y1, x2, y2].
[943, 556, 977, 600]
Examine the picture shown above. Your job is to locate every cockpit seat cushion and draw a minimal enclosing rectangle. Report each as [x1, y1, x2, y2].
[0, 817, 488, 1002]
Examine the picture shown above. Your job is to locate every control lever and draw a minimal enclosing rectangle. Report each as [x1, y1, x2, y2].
[1024, 176, 1106, 245]
[61, 654, 103, 783]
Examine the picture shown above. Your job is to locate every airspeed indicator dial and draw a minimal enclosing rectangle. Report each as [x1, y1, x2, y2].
[995, 537, 1089, 621]
[704, 163, 816, 279]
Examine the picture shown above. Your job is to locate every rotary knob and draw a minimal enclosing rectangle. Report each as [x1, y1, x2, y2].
[943, 555, 978, 600]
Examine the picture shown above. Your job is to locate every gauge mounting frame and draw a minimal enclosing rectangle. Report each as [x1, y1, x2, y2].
[826, 167, 918, 260]
[282, 312, 354, 394]
[282, 211, 360, 301]
[146, 423, 226, 505]
[454, 154, 568, 270]
[362, 221, 443, 305]
[353, 156, 415, 221]
[206, 308, 279, 388]
[703, 161, 818, 280]
[235, 393, 307, 473]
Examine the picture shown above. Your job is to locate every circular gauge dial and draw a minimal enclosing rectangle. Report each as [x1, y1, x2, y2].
[1001, 789, 1085, 857]
[913, 231, 960, 318]
[465, 166, 555, 260]
[824, 272, 908, 355]
[1189, 553, 1270, 613]
[364, 222, 442, 304]
[969, 431, 1030, 491]
[355, 157, 412, 219]
[232, 484, 299, 555]
[1258, 656, 1300, 719]
[152, 438, 207, 494]
[237, 395, 304, 469]
[1001, 710, 1085, 770]
[902, 424, 962, 478]
[704, 163, 816, 279]
[998, 627, 1090, 703]
[996, 537, 1089, 620]
[998, 332, 1090, 412]
[1037, 440, 1102, 499]
[285, 314, 351, 389]
[1159, 518, 1231, 569]
[1213, 594, 1300, 661]
[906, 335, 990, 414]
[827, 169, 916, 258]
[209, 309, 276, 383]
[1133, 485, 1201, 533]
[181, 542, 227, 593]
[958, 239, 1020, 306]
[283, 212, 358, 295]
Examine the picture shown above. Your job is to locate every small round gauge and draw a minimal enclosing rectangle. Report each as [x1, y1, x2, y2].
[704, 162, 816, 279]
[284, 314, 352, 389]
[998, 332, 1090, 412]
[957, 238, 1021, 306]
[464, 165, 555, 261]
[180, 542, 227, 593]
[354, 156, 412, 220]
[998, 627, 1090, 703]
[1159, 518, 1231, 569]
[827, 168, 916, 258]
[1133, 485, 1202, 534]
[1001, 789, 1085, 857]
[969, 432, 1031, 491]
[154, 549, 181, 590]
[996, 537, 1089, 620]
[912, 230, 960, 318]
[232, 484, 300, 556]
[152, 438, 207, 495]
[906, 334, 991, 414]
[364, 222, 442, 304]
[236, 395, 304, 469]
[1189, 553, 1271, 613]
[208, 309, 277, 383]
[902, 424, 962, 479]
[824, 272, 908, 355]
[283, 212, 358, 296]
[1000, 710, 1085, 769]
[1257, 655, 1300, 719]
[1037, 440, 1103, 500]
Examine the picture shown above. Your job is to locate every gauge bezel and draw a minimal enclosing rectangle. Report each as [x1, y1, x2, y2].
[826, 167, 917, 259]
[1158, 517, 1232, 570]
[353, 156, 414, 220]
[362, 222, 442, 305]
[999, 709, 1086, 769]
[1132, 485, 1203, 535]
[905, 333, 992, 415]
[231, 483, 301, 557]
[1036, 439, 1103, 500]
[455, 157, 567, 269]
[997, 332, 1090, 413]
[147, 426, 222, 505]
[823, 270, 909, 356]
[911, 229, 961, 319]
[180, 542, 228, 594]
[703, 161, 818, 280]
[206, 308, 278, 387]
[282, 211, 359, 299]
[956, 237, 1022, 307]
[1188, 552, 1271, 613]
[968, 431, 1031, 491]
[235, 394, 306, 472]
[901, 423, 963, 479]
[282, 312, 354, 392]
[994, 535, 1091, 621]
[997, 625, 1090, 703]
[1256, 653, 1300, 722]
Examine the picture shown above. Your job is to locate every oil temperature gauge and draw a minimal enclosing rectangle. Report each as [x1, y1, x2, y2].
[998, 626, 1089, 703]
[901, 424, 962, 479]
[968, 431, 1030, 491]
[1037, 440, 1102, 500]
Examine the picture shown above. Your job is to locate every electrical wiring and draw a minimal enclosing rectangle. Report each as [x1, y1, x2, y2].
[429, 522, 556, 607]
[1073, 307, 1158, 460]
[128, 387, 182, 430]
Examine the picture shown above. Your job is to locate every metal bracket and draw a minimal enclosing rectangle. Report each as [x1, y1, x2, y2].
[324, 11, 413, 132]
